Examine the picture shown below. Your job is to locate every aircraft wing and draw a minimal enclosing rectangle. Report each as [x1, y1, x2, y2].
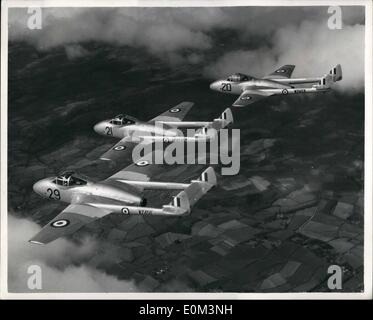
[106, 160, 175, 185]
[99, 137, 136, 162]
[232, 90, 273, 107]
[149, 101, 194, 123]
[29, 204, 111, 245]
[99, 136, 153, 164]
[263, 65, 295, 79]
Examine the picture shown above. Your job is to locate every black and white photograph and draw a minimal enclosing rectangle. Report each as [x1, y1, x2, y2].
[1, 0, 372, 300]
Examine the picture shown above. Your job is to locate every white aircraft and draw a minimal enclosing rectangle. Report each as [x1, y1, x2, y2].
[30, 166, 217, 245]
[93, 102, 233, 163]
[209, 64, 342, 107]
[29, 104, 234, 245]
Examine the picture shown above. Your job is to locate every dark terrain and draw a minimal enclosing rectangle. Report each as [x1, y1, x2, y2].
[8, 42, 364, 292]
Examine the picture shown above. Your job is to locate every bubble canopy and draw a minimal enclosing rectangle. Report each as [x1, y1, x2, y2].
[53, 171, 88, 187]
[226, 73, 253, 82]
[109, 114, 136, 126]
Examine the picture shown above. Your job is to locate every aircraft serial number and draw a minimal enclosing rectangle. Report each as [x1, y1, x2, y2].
[139, 210, 153, 215]
[105, 126, 113, 136]
[47, 188, 61, 200]
[221, 83, 232, 92]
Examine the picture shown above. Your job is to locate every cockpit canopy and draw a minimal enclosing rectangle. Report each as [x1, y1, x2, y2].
[53, 171, 88, 187]
[109, 114, 136, 126]
[226, 73, 253, 82]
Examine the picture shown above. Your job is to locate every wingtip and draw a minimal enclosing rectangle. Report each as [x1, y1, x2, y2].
[29, 240, 44, 245]
[183, 101, 194, 107]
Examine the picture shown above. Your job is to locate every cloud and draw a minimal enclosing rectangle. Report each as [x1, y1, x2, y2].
[9, 7, 364, 51]
[8, 7, 365, 90]
[204, 21, 365, 93]
[8, 215, 138, 292]
[64, 44, 89, 60]
[9, 8, 212, 53]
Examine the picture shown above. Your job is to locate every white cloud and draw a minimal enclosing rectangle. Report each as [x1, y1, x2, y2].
[204, 21, 365, 93]
[64, 44, 89, 60]
[8, 7, 365, 90]
[9, 8, 212, 53]
[8, 215, 138, 292]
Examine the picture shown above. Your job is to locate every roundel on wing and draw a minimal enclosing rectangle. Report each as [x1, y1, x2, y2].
[136, 160, 149, 166]
[169, 108, 181, 113]
[113, 145, 126, 151]
[51, 219, 70, 228]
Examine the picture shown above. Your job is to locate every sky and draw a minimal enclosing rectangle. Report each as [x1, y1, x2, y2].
[8, 6, 365, 93]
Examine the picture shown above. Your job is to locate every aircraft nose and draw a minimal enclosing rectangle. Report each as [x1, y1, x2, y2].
[32, 180, 44, 195]
[93, 121, 106, 135]
[209, 81, 219, 91]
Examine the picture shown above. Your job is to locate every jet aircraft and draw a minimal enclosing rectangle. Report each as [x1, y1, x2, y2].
[93, 102, 233, 163]
[30, 165, 217, 245]
[30, 103, 233, 244]
[209, 64, 342, 107]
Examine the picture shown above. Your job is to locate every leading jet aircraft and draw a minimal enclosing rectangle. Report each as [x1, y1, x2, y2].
[30, 165, 217, 245]
[93, 102, 233, 163]
[209, 64, 342, 107]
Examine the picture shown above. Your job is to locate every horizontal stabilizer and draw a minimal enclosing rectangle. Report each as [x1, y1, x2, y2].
[116, 167, 217, 194]
[139, 135, 211, 142]
[185, 166, 217, 207]
[215, 108, 234, 128]
[195, 108, 233, 137]
[313, 73, 333, 90]
[158, 121, 211, 128]
[313, 64, 342, 90]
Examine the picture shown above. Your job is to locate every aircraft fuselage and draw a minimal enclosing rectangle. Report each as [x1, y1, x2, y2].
[209, 79, 291, 95]
[93, 121, 178, 140]
[32, 177, 144, 207]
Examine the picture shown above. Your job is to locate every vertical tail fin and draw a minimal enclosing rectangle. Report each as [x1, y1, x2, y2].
[218, 108, 234, 127]
[168, 190, 191, 214]
[329, 64, 342, 82]
[318, 73, 333, 88]
[199, 166, 217, 187]
[194, 108, 233, 140]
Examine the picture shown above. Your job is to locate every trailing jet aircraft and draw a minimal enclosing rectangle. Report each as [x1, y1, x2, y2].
[30, 165, 217, 245]
[209, 64, 342, 107]
[93, 102, 233, 163]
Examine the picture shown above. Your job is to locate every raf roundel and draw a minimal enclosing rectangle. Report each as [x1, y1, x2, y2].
[136, 160, 149, 167]
[51, 219, 70, 228]
[121, 208, 130, 214]
[169, 108, 181, 113]
[276, 69, 286, 73]
[113, 145, 126, 151]
[282, 89, 288, 95]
